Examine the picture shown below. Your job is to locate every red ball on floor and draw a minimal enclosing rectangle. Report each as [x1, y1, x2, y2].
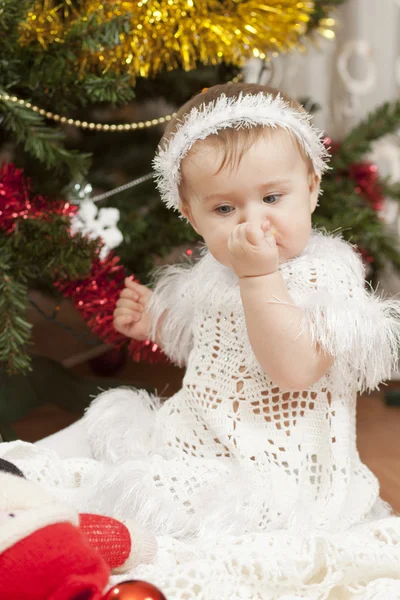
[104, 580, 167, 600]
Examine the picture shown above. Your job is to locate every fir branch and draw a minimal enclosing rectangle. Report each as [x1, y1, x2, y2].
[80, 74, 136, 105]
[0, 0, 30, 40]
[0, 243, 32, 375]
[331, 101, 400, 170]
[65, 11, 133, 53]
[317, 176, 400, 276]
[381, 179, 400, 201]
[9, 218, 100, 284]
[0, 1, 30, 91]
[20, 50, 77, 98]
[0, 92, 91, 180]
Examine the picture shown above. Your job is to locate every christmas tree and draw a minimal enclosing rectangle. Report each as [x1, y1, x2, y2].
[1, 0, 400, 383]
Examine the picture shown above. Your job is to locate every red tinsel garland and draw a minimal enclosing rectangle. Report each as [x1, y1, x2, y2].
[0, 163, 165, 365]
[54, 251, 166, 364]
[0, 163, 78, 232]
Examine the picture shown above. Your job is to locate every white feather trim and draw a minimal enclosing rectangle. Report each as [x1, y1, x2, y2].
[147, 262, 195, 366]
[84, 387, 161, 463]
[299, 289, 400, 393]
[283, 233, 400, 393]
[83, 453, 274, 542]
[153, 92, 330, 210]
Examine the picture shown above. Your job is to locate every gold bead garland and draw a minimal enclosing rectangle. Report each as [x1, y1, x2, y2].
[0, 74, 243, 131]
[0, 92, 176, 130]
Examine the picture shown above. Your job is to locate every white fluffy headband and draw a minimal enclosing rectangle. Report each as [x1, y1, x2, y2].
[153, 92, 330, 211]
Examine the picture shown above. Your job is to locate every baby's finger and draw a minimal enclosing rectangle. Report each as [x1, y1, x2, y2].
[113, 315, 133, 329]
[114, 315, 138, 335]
[228, 225, 240, 251]
[113, 307, 134, 318]
[264, 231, 277, 250]
[115, 298, 144, 312]
[124, 277, 145, 293]
[245, 223, 264, 246]
[114, 307, 142, 322]
[262, 220, 276, 237]
[119, 288, 139, 301]
[229, 224, 247, 253]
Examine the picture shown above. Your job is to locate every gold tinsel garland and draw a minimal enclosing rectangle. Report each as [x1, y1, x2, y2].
[18, 0, 320, 80]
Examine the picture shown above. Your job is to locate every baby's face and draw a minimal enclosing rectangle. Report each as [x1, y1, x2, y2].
[180, 130, 320, 268]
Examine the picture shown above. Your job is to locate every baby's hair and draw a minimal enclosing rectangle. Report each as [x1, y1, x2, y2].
[159, 83, 314, 210]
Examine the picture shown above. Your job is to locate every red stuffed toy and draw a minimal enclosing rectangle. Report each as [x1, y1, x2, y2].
[0, 464, 158, 600]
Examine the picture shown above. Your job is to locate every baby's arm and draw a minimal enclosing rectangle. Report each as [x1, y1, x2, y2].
[240, 271, 333, 390]
[229, 222, 333, 390]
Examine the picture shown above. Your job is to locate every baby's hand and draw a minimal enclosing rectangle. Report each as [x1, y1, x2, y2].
[114, 278, 153, 341]
[228, 221, 279, 278]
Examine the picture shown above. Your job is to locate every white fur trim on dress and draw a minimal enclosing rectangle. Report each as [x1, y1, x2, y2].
[147, 262, 195, 366]
[153, 92, 330, 210]
[84, 387, 161, 464]
[299, 288, 400, 393]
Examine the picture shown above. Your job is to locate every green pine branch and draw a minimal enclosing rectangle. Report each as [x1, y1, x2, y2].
[0, 244, 32, 375]
[318, 164, 400, 277]
[65, 11, 133, 53]
[331, 101, 400, 170]
[0, 91, 91, 181]
[0, 210, 102, 375]
[9, 218, 101, 284]
[381, 179, 400, 201]
[0, 0, 30, 42]
[80, 74, 136, 105]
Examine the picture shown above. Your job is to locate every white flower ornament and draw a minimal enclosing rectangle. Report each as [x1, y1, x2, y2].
[70, 198, 124, 259]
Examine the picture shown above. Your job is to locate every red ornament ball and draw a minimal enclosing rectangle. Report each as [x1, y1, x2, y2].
[104, 580, 167, 600]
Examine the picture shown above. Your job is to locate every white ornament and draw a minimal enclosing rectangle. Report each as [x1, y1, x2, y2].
[337, 40, 377, 96]
[70, 197, 124, 259]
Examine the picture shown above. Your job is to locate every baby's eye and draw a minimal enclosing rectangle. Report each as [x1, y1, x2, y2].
[263, 194, 281, 204]
[215, 205, 234, 215]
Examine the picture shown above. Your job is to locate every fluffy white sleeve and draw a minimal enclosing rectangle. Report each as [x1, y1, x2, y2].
[284, 233, 400, 392]
[147, 262, 194, 367]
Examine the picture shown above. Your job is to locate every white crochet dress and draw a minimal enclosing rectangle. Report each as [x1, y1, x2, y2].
[3, 231, 400, 600]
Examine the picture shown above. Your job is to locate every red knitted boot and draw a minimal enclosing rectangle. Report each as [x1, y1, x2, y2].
[80, 513, 158, 573]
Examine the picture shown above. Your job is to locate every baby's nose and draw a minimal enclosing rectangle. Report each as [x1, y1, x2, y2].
[261, 219, 271, 233]
[245, 201, 270, 222]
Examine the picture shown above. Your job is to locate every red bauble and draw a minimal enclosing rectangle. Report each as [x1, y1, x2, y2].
[104, 580, 167, 600]
[349, 162, 384, 211]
